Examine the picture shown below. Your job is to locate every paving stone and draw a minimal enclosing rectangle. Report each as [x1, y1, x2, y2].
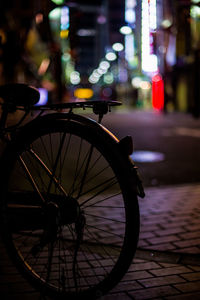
[155, 227, 186, 237]
[128, 285, 179, 299]
[174, 281, 200, 293]
[173, 247, 200, 254]
[178, 231, 200, 240]
[184, 224, 200, 232]
[161, 221, 189, 229]
[173, 238, 200, 248]
[147, 235, 180, 245]
[149, 266, 192, 276]
[189, 265, 200, 271]
[181, 272, 200, 281]
[138, 240, 151, 247]
[166, 291, 200, 299]
[138, 275, 186, 288]
[140, 224, 161, 232]
[111, 280, 142, 292]
[102, 293, 132, 299]
[122, 270, 153, 281]
[139, 232, 156, 239]
[129, 261, 161, 272]
[143, 243, 176, 251]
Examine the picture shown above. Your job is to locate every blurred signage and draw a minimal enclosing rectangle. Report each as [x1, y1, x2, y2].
[74, 88, 94, 99]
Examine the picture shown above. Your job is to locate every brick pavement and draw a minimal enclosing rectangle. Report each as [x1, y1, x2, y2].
[1, 183, 200, 299]
[139, 183, 200, 254]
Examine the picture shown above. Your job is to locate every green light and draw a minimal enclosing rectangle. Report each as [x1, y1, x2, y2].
[49, 7, 61, 20]
[191, 5, 200, 18]
[51, 0, 65, 5]
[103, 72, 114, 84]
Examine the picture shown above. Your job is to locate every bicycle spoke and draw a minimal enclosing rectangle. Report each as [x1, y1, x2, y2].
[47, 132, 67, 193]
[79, 177, 117, 206]
[18, 156, 45, 204]
[83, 192, 122, 209]
[28, 148, 67, 196]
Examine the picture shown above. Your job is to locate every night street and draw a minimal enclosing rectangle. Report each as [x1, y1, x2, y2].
[1, 0, 200, 299]
[100, 107, 200, 187]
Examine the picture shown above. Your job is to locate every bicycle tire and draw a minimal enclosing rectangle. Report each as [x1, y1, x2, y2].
[0, 114, 139, 299]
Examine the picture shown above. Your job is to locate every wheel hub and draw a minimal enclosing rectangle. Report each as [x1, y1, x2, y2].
[45, 194, 80, 226]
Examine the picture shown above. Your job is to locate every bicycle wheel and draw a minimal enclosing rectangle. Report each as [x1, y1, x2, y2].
[1, 114, 139, 299]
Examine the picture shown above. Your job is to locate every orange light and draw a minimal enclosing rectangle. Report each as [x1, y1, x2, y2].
[152, 74, 164, 110]
[35, 13, 43, 24]
[60, 29, 69, 39]
[38, 58, 50, 75]
[74, 88, 94, 99]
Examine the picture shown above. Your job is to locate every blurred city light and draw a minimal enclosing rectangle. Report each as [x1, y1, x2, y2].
[88, 76, 99, 84]
[131, 77, 142, 88]
[131, 151, 165, 163]
[2, 0, 194, 113]
[93, 69, 101, 78]
[77, 29, 96, 36]
[74, 88, 94, 99]
[105, 52, 117, 61]
[60, 6, 69, 39]
[36, 88, 48, 106]
[99, 61, 110, 70]
[103, 72, 114, 84]
[49, 8, 61, 20]
[191, 5, 200, 18]
[35, 13, 43, 24]
[125, 34, 135, 66]
[70, 71, 80, 85]
[112, 42, 124, 52]
[125, 0, 136, 23]
[161, 19, 172, 29]
[60, 30, 69, 39]
[51, 0, 65, 4]
[120, 26, 132, 35]
[140, 81, 151, 90]
[97, 15, 107, 24]
[38, 59, 50, 75]
[152, 74, 164, 110]
[141, 0, 158, 73]
[96, 68, 105, 75]
[62, 53, 70, 62]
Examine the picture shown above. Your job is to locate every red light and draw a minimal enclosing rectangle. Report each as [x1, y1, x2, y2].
[152, 74, 164, 110]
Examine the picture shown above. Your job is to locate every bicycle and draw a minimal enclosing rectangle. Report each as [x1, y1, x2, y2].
[0, 83, 144, 299]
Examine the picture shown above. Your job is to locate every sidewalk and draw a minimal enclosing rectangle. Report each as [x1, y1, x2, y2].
[1, 183, 200, 299]
[103, 183, 200, 300]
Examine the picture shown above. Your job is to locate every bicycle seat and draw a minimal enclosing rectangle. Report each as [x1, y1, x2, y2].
[0, 83, 40, 106]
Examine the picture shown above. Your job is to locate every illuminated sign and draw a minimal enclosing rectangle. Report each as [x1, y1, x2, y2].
[125, 0, 136, 23]
[36, 88, 48, 106]
[152, 74, 164, 110]
[141, 0, 158, 73]
[74, 88, 94, 99]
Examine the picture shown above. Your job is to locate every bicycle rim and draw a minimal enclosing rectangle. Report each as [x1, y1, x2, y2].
[2, 118, 139, 299]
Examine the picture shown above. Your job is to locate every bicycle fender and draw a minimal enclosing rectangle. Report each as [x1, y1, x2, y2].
[24, 112, 120, 144]
[18, 112, 137, 163]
